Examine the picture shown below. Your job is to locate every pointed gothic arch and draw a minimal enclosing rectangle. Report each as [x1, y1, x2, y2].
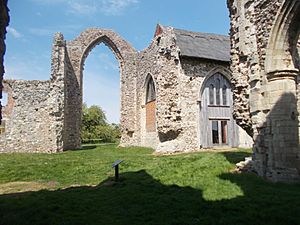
[63, 28, 137, 149]
[144, 74, 156, 132]
[265, 0, 300, 78]
[199, 70, 237, 148]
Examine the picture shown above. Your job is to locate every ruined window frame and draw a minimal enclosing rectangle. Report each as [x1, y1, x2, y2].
[146, 77, 156, 104]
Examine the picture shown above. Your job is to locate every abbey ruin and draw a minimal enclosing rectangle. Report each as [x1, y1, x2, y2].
[0, 0, 300, 181]
[0, 25, 253, 153]
[228, 0, 300, 182]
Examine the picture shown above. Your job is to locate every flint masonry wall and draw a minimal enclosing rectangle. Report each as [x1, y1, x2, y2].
[0, 25, 252, 154]
[228, 0, 300, 181]
[0, 0, 9, 122]
[1, 80, 54, 152]
[0, 33, 66, 152]
[135, 26, 182, 150]
[135, 26, 252, 152]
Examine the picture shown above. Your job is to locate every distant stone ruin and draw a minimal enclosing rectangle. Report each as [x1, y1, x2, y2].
[0, 25, 252, 153]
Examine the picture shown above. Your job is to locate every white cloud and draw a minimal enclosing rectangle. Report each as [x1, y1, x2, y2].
[101, 0, 139, 15]
[67, 1, 97, 15]
[30, 0, 139, 16]
[7, 27, 22, 38]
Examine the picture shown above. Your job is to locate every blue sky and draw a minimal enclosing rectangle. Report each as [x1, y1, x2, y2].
[4, 0, 230, 123]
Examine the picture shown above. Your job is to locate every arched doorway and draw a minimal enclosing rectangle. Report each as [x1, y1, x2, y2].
[200, 72, 237, 148]
[64, 28, 137, 149]
[83, 44, 120, 124]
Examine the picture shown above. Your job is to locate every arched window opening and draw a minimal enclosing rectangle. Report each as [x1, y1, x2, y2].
[146, 77, 156, 103]
[209, 84, 214, 105]
[216, 78, 220, 105]
[81, 43, 121, 144]
[201, 71, 233, 148]
[145, 76, 156, 132]
[222, 85, 227, 106]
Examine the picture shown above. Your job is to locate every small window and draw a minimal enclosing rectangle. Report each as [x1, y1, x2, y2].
[146, 77, 156, 103]
[216, 79, 220, 105]
[209, 84, 214, 105]
[222, 85, 227, 105]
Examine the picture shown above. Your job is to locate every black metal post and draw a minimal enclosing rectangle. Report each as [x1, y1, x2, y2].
[115, 164, 119, 181]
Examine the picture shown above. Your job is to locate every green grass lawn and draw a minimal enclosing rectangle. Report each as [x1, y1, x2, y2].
[0, 144, 300, 225]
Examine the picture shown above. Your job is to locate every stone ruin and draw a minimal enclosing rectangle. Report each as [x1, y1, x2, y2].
[0, 0, 300, 182]
[228, 0, 300, 182]
[0, 25, 253, 153]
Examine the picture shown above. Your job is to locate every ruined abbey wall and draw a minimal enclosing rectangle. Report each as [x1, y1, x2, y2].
[0, 0, 9, 122]
[0, 33, 66, 153]
[134, 27, 252, 152]
[0, 25, 252, 154]
[228, 0, 300, 181]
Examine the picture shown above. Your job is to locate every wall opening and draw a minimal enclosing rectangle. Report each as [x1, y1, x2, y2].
[145, 75, 156, 132]
[81, 43, 120, 144]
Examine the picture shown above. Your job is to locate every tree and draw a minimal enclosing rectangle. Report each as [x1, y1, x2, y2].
[81, 103, 121, 143]
[82, 103, 107, 128]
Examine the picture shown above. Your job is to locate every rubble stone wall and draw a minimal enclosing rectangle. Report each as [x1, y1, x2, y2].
[228, 0, 300, 181]
[0, 80, 54, 152]
[0, 26, 252, 154]
[0, 33, 66, 152]
[134, 27, 252, 152]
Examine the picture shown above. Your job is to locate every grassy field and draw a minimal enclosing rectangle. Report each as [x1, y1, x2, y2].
[0, 144, 299, 225]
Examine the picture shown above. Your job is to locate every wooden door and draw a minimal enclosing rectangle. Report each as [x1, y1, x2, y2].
[200, 73, 238, 148]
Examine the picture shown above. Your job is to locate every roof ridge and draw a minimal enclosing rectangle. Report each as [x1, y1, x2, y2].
[173, 28, 229, 39]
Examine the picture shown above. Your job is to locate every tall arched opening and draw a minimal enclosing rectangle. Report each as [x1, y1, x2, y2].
[64, 28, 137, 149]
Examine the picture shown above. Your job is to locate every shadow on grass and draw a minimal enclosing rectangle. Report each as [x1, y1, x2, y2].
[0, 169, 300, 225]
[80, 145, 98, 150]
[222, 151, 252, 164]
[69, 143, 117, 151]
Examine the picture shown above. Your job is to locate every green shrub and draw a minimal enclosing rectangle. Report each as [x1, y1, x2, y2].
[81, 104, 121, 143]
